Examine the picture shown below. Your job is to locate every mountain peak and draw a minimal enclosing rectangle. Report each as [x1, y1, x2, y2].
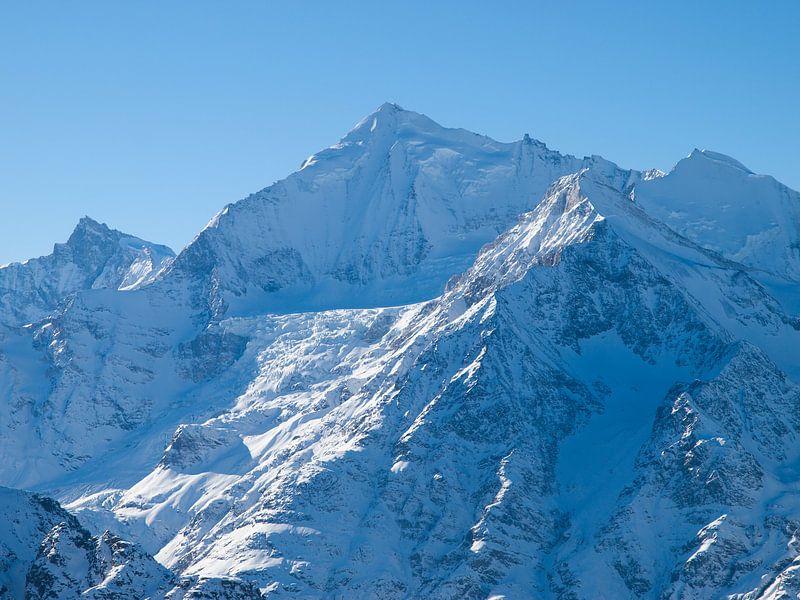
[170, 105, 599, 315]
[0, 216, 175, 326]
[341, 102, 439, 144]
[64, 217, 121, 260]
[68, 216, 113, 242]
[66, 217, 174, 258]
[635, 147, 800, 281]
[375, 101, 404, 113]
[683, 148, 753, 174]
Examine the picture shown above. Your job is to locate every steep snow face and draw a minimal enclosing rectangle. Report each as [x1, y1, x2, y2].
[0, 217, 174, 327]
[163, 103, 602, 316]
[68, 168, 800, 598]
[635, 149, 800, 282]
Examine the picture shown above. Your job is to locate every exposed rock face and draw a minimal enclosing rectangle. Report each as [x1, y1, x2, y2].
[0, 487, 261, 599]
[1, 105, 800, 598]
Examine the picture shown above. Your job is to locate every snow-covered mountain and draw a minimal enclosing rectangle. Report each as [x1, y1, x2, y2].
[1, 104, 799, 599]
[161, 102, 608, 316]
[635, 148, 800, 285]
[0, 217, 174, 327]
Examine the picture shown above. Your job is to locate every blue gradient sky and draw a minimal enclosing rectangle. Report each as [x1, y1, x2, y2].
[1, 1, 798, 263]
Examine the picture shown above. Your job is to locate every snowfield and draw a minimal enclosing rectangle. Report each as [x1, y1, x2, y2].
[1, 104, 800, 599]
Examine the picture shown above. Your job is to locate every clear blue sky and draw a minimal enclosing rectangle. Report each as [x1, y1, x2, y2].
[1, 1, 798, 263]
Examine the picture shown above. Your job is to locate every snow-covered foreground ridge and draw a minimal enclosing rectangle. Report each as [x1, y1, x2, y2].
[1, 103, 800, 599]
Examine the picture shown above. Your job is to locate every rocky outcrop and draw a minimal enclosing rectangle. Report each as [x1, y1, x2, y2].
[0, 487, 260, 600]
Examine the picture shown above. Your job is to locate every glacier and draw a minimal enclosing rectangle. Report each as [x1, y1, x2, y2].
[1, 104, 799, 599]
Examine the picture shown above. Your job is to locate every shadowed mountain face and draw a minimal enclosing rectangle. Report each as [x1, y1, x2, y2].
[1, 105, 800, 599]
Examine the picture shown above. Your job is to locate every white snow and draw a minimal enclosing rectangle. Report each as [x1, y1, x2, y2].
[1, 104, 799, 599]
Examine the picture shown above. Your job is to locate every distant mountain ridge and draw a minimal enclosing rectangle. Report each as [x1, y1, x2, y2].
[0, 216, 173, 327]
[635, 147, 800, 282]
